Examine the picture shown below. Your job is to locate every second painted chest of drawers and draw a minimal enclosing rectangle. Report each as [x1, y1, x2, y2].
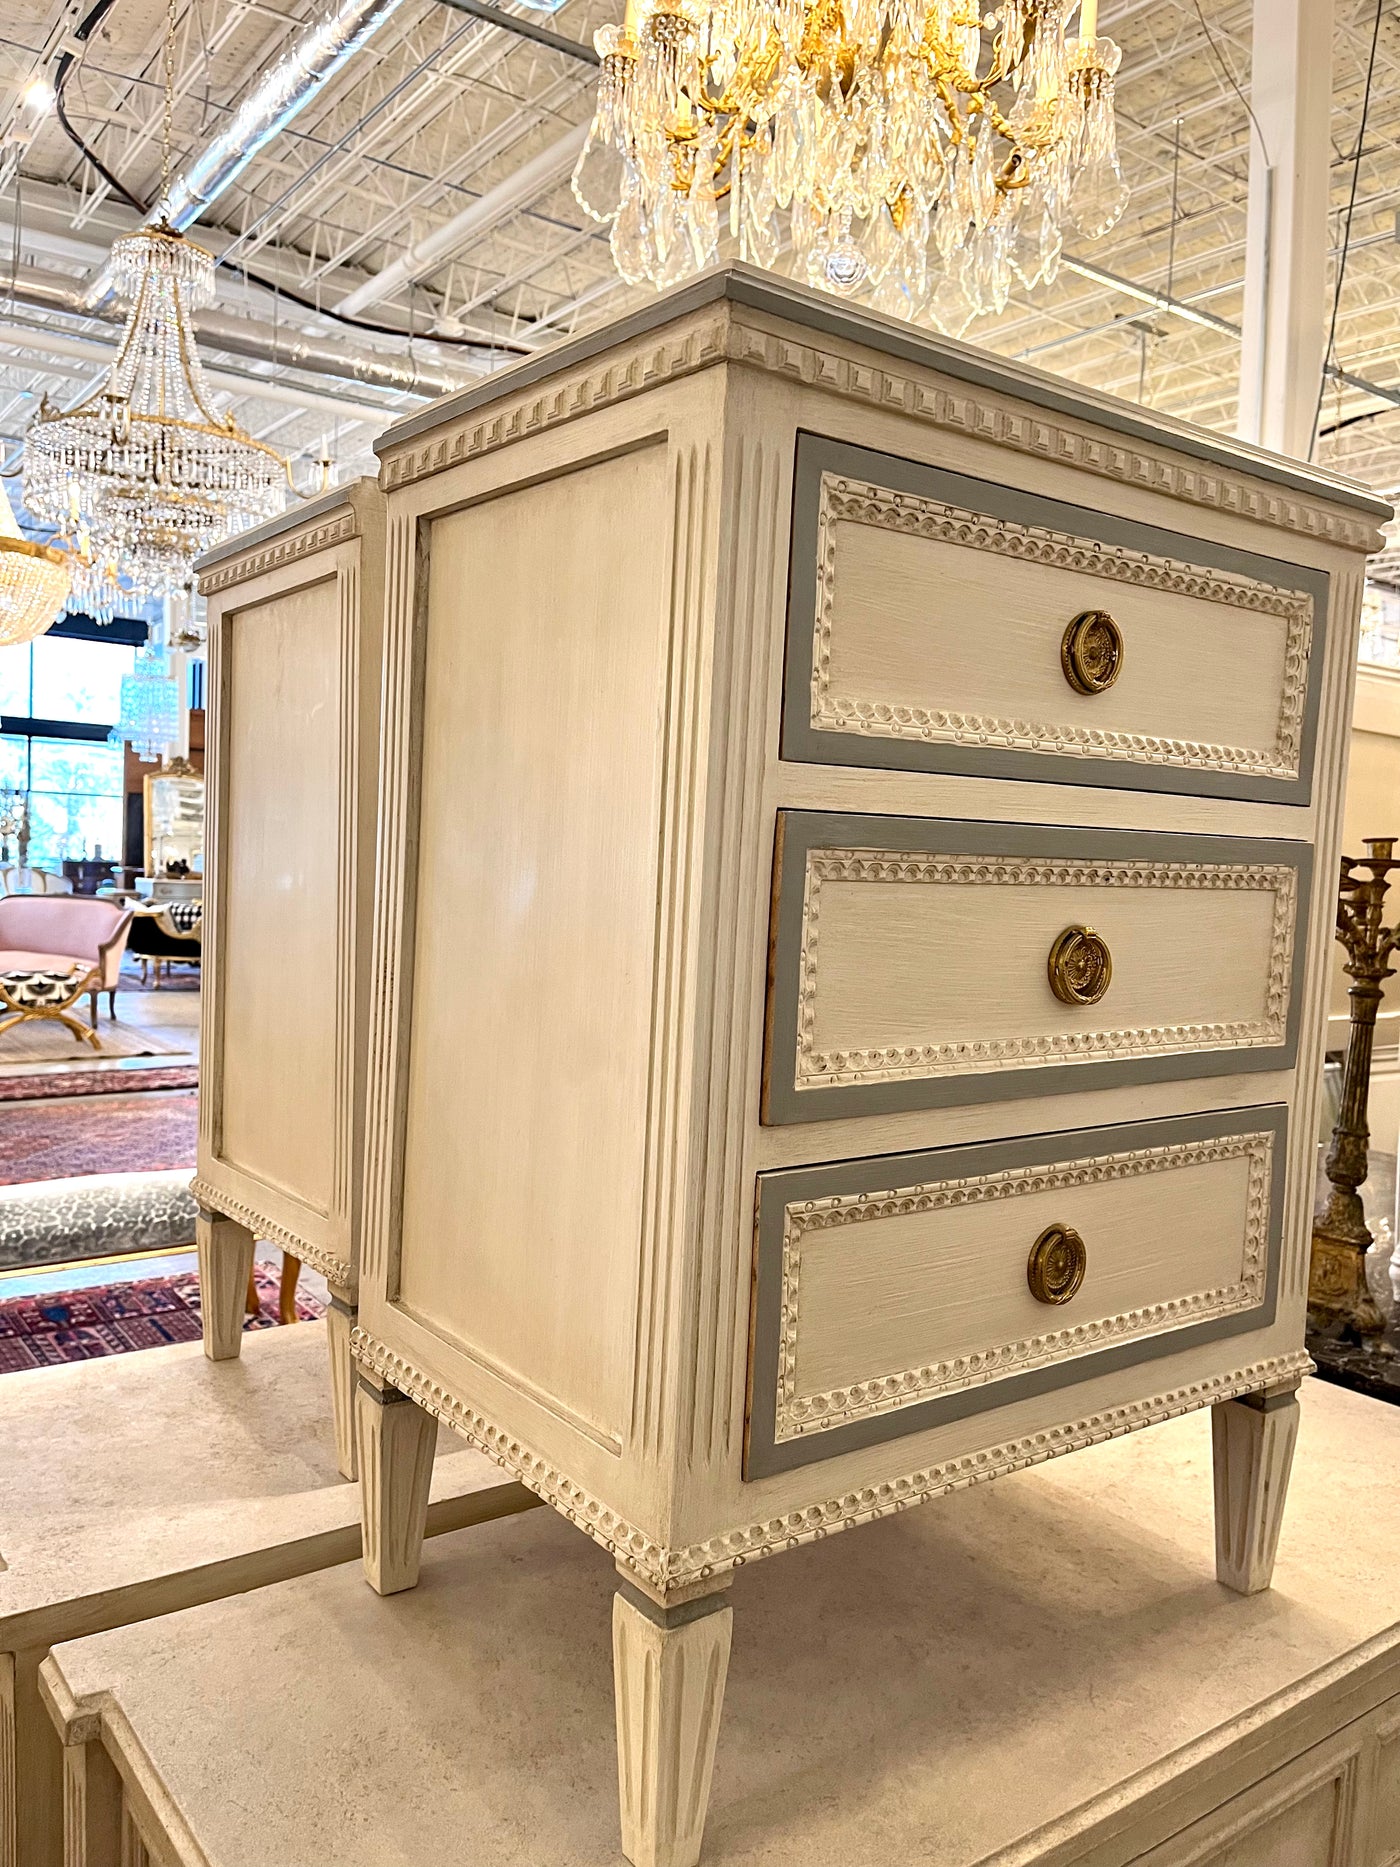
[350, 267, 1388, 1867]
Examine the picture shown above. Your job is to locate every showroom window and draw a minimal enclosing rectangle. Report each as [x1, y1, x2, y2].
[0, 629, 138, 869]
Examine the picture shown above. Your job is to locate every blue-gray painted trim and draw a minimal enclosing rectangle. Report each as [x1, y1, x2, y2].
[762, 811, 1312, 1125]
[374, 267, 1390, 524]
[781, 434, 1330, 806]
[744, 1103, 1289, 1478]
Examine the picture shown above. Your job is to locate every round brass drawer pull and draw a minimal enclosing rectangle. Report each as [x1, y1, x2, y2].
[1047, 923, 1112, 1006]
[1061, 609, 1124, 694]
[1028, 1223, 1087, 1305]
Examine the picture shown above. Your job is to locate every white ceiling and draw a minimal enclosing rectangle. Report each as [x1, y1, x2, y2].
[0, 0, 1396, 513]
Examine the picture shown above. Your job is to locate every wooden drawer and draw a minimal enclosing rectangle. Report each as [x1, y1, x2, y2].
[763, 812, 1309, 1124]
[782, 436, 1329, 804]
[745, 1106, 1286, 1477]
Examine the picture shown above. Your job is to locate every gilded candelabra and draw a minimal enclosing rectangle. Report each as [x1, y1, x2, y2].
[1309, 838, 1400, 1341]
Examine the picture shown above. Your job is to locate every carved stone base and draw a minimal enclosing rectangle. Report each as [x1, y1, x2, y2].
[1308, 1229, 1386, 1342]
[613, 1585, 732, 1867]
[1212, 1383, 1301, 1595]
[354, 1376, 435, 1596]
[195, 1210, 255, 1363]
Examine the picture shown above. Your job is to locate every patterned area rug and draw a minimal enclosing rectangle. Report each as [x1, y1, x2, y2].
[0, 1091, 198, 1186]
[0, 1017, 189, 1066]
[0, 1065, 199, 1102]
[0, 1264, 325, 1373]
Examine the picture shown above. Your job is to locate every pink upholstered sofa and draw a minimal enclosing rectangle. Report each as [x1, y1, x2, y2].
[0, 895, 135, 1024]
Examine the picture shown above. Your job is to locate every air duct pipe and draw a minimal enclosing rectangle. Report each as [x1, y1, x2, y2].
[9, 266, 476, 398]
[82, 0, 411, 307]
[150, 0, 411, 233]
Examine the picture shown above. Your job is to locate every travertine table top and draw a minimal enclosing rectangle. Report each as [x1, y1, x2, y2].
[0, 1321, 530, 1649]
[45, 1377, 1400, 1865]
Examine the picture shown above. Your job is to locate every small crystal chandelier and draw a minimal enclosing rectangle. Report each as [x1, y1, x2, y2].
[0, 478, 71, 649]
[21, 0, 286, 600]
[109, 643, 183, 762]
[22, 227, 287, 602]
[574, 0, 1128, 328]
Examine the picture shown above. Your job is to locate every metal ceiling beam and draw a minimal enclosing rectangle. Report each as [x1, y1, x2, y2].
[2, 266, 475, 397]
[0, 321, 403, 426]
[335, 119, 587, 316]
[434, 0, 598, 66]
[81, 0, 415, 306]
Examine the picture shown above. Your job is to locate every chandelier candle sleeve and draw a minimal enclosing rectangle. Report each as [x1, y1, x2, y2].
[572, 0, 1128, 322]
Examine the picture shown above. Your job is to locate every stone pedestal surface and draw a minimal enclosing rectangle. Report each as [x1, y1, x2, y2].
[0, 1322, 535, 1867]
[39, 1377, 1400, 1866]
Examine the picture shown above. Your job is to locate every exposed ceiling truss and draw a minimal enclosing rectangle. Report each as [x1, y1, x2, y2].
[0, 0, 1396, 509]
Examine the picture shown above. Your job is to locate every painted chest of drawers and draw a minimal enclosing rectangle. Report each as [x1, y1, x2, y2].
[193, 479, 386, 1478]
[351, 267, 1389, 1867]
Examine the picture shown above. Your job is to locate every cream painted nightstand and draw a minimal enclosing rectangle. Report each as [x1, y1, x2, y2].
[349, 266, 1388, 1867]
[192, 479, 385, 1478]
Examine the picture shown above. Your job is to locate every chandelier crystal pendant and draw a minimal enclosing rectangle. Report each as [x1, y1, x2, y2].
[109, 642, 184, 763]
[21, 0, 286, 602]
[572, 0, 1128, 328]
[0, 479, 71, 649]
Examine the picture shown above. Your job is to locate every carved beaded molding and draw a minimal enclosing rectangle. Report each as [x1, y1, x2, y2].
[351, 1325, 1309, 1594]
[191, 1175, 351, 1290]
[795, 849, 1297, 1089]
[774, 1130, 1273, 1442]
[376, 307, 1381, 553]
[811, 473, 1314, 779]
[196, 509, 358, 596]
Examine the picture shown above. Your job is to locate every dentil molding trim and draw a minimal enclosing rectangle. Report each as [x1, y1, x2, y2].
[812, 472, 1313, 778]
[350, 1325, 1311, 1596]
[197, 508, 358, 596]
[795, 850, 1297, 1088]
[191, 1175, 351, 1291]
[774, 1129, 1273, 1441]
[377, 304, 1381, 553]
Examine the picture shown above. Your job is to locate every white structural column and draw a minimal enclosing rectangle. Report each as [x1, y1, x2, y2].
[1237, 0, 1335, 459]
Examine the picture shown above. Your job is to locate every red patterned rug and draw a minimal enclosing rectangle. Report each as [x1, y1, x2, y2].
[0, 1264, 325, 1373]
[0, 1091, 198, 1186]
[0, 1065, 199, 1102]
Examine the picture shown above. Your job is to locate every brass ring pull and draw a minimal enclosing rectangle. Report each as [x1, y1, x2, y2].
[1028, 1223, 1087, 1305]
[1061, 610, 1124, 694]
[1048, 924, 1112, 1006]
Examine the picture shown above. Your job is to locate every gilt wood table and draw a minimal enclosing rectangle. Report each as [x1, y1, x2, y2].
[0, 1320, 537, 1867]
[39, 1378, 1400, 1867]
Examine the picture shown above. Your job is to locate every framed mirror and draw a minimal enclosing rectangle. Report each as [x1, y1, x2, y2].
[144, 763, 205, 877]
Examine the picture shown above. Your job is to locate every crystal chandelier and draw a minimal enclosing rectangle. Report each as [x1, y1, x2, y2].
[0, 479, 71, 649]
[21, 0, 287, 601]
[109, 643, 183, 763]
[22, 228, 288, 602]
[573, 0, 1128, 327]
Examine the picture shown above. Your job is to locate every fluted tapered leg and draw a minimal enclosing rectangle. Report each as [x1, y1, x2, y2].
[325, 1296, 358, 1481]
[60, 1736, 121, 1867]
[1213, 1381, 1301, 1595]
[355, 1376, 434, 1595]
[195, 1209, 255, 1363]
[613, 1585, 732, 1867]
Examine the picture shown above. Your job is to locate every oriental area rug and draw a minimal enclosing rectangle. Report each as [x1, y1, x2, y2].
[0, 1264, 325, 1374]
